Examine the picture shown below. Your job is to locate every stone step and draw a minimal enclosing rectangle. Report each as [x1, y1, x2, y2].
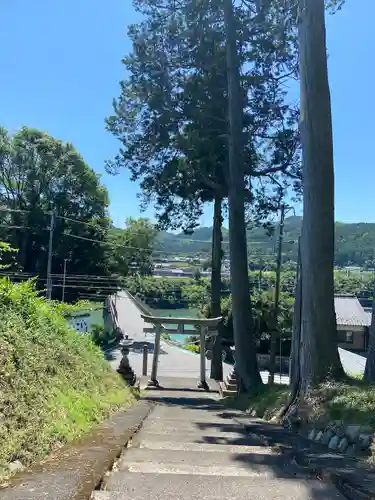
[102, 473, 343, 499]
[146, 414, 238, 426]
[139, 420, 246, 435]
[148, 405, 244, 420]
[138, 439, 264, 453]
[118, 447, 279, 470]
[219, 382, 237, 398]
[225, 382, 238, 391]
[134, 430, 266, 447]
[121, 462, 277, 477]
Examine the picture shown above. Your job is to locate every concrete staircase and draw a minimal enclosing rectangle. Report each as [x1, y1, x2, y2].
[219, 365, 239, 397]
[91, 378, 344, 500]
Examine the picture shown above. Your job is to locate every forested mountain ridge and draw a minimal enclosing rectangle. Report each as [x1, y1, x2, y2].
[156, 216, 375, 267]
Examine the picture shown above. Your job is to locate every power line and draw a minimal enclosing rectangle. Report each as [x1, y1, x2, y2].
[0, 207, 30, 214]
[55, 214, 109, 232]
[61, 232, 172, 254]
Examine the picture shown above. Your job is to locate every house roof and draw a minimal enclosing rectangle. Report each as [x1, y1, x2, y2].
[335, 296, 371, 327]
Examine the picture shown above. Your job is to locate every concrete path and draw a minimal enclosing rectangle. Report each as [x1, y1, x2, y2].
[92, 378, 344, 500]
[109, 292, 289, 385]
[338, 347, 366, 376]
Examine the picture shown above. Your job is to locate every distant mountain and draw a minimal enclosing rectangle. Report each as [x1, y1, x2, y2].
[156, 216, 375, 267]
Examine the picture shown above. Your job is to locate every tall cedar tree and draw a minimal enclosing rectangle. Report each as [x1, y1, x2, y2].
[107, 0, 300, 388]
[298, 0, 343, 391]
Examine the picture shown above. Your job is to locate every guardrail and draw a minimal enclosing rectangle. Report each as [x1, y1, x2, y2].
[123, 288, 153, 317]
[107, 295, 122, 340]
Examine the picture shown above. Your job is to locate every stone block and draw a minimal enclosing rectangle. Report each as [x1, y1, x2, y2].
[314, 431, 323, 442]
[308, 429, 316, 441]
[328, 435, 340, 450]
[358, 433, 372, 450]
[321, 430, 334, 445]
[8, 460, 24, 473]
[346, 444, 357, 457]
[334, 423, 345, 438]
[345, 425, 361, 443]
[338, 437, 349, 453]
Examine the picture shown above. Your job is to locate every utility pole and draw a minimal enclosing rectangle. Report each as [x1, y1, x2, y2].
[290, 236, 302, 388]
[46, 210, 55, 300]
[62, 258, 68, 303]
[268, 204, 286, 384]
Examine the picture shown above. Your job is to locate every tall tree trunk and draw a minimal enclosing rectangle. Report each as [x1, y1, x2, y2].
[210, 196, 223, 380]
[298, 0, 343, 392]
[364, 281, 375, 381]
[224, 0, 262, 392]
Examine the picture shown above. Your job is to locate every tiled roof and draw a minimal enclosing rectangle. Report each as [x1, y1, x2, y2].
[335, 296, 371, 327]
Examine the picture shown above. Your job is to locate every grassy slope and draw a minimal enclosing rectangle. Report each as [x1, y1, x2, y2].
[0, 280, 135, 483]
[233, 378, 375, 430]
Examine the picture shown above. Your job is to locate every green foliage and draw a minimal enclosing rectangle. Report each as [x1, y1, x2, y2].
[320, 380, 375, 427]
[236, 378, 375, 437]
[204, 289, 294, 345]
[229, 385, 289, 420]
[156, 217, 375, 268]
[184, 343, 200, 354]
[106, 218, 157, 276]
[0, 241, 17, 269]
[123, 275, 197, 309]
[90, 324, 117, 348]
[50, 300, 103, 317]
[107, 0, 300, 234]
[0, 279, 135, 482]
[0, 126, 111, 301]
[193, 267, 202, 283]
[182, 282, 211, 309]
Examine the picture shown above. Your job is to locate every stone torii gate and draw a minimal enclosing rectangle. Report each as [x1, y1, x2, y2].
[141, 314, 222, 390]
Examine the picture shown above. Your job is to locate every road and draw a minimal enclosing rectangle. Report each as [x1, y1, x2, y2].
[109, 292, 289, 385]
[338, 347, 366, 376]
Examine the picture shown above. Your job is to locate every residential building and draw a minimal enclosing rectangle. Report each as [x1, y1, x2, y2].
[335, 296, 371, 353]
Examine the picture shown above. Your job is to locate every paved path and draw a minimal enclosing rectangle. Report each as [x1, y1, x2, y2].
[93, 378, 345, 500]
[109, 292, 289, 385]
[338, 347, 366, 376]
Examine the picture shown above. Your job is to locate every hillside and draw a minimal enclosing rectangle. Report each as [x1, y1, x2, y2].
[156, 217, 375, 267]
[0, 280, 135, 483]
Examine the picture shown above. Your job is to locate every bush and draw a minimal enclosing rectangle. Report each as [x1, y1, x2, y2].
[0, 279, 135, 483]
[51, 300, 103, 317]
[90, 324, 117, 348]
[184, 343, 200, 354]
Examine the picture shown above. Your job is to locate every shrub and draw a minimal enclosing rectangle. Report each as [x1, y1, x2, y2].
[0, 279, 135, 483]
[90, 324, 117, 348]
[184, 343, 200, 354]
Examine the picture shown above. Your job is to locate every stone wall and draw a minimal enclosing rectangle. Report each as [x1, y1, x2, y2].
[250, 403, 374, 459]
[301, 421, 373, 457]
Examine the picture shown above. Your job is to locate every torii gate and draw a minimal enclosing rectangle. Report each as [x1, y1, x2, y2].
[141, 314, 222, 390]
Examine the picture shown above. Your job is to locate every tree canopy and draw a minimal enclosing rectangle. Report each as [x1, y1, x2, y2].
[0, 126, 156, 301]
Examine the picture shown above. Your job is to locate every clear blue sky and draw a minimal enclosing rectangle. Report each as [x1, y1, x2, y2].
[0, 0, 373, 226]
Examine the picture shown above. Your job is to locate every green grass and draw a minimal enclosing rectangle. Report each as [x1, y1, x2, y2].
[232, 377, 375, 430]
[51, 299, 103, 317]
[313, 379, 375, 428]
[0, 279, 135, 484]
[229, 385, 289, 420]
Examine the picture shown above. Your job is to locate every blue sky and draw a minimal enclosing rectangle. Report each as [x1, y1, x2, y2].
[0, 0, 373, 227]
